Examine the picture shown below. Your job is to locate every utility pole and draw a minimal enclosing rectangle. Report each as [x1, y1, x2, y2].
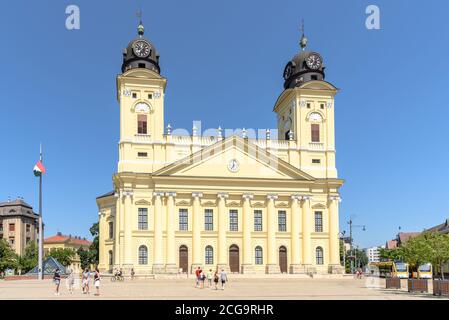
[347, 218, 366, 274]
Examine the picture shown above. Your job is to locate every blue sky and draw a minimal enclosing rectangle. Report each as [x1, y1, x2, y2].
[0, 0, 448, 248]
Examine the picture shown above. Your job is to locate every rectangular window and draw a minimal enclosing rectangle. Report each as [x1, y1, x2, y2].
[9, 237, 14, 245]
[138, 208, 148, 230]
[320, 103, 325, 109]
[312, 159, 321, 164]
[137, 114, 147, 134]
[278, 211, 287, 232]
[0, 223, 3, 232]
[315, 212, 323, 232]
[179, 209, 188, 231]
[204, 209, 213, 231]
[229, 210, 238, 231]
[137, 152, 148, 157]
[26, 224, 31, 232]
[132, 92, 137, 99]
[108, 221, 114, 239]
[311, 124, 320, 142]
[26, 237, 31, 244]
[307, 103, 311, 109]
[254, 210, 262, 232]
[148, 93, 153, 99]
[9, 224, 15, 232]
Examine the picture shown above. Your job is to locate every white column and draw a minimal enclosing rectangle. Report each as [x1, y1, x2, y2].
[165, 192, 177, 273]
[153, 191, 165, 273]
[290, 194, 302, 273]
[241, 193, 254, 274]
[266, 194, 280, 274]
[301, 196, 312, 269]
[191, 192, 203, 272]
[217, 193, 229, 271]
[328, 195, 343, 273]
[123, 190, 134, 270]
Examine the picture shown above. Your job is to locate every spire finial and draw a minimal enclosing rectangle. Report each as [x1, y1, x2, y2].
[136, 9, 144, 36]
[300, 19, 308, 50]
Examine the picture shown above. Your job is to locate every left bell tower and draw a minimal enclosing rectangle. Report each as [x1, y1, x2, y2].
[116, 20, 167, 173]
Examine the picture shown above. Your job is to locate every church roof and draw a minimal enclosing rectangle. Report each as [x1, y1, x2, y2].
[45, 232, 91, 246]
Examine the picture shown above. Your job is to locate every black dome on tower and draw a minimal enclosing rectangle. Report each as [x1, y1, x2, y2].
[121, 21, 160, 74]
[282, 27, 325, 89]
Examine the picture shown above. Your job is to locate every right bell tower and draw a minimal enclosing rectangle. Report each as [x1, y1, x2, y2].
[273, 24, 339, 179]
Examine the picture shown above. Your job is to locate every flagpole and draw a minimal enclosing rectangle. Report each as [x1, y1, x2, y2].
[38, 144, 43, 280]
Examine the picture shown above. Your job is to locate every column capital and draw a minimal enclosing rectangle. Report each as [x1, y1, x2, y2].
[153, 191, 165, 198]
[122, 190, 134, 198]
[242, 193, 254, 200]
[165, 192, 177, 197]
[328, 195, 342, 203]
[290, 194, 302, 201]
[217, 192, 229, 199]
[300, 195, 311, 202]
[192, 192, 203, 198]
[266, 194, 278, 201]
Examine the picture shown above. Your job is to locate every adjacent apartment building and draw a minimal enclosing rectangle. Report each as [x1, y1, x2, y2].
[0, 198, 39, 256]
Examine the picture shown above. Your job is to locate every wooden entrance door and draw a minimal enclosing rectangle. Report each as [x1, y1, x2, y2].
[179, 245, 188, 273]
[229, 245, 240, 273]
[279, 246, 288, 273]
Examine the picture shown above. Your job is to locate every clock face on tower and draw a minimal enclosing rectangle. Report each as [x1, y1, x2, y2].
[132, 40, 151, 58]
[306, 53, 322, 70]
[283, 62, 294, 80]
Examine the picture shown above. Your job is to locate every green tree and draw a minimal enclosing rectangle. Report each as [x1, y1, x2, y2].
[0, 239, 18, 272]
[89, 222, 99, 266]
[46, 248, 75, 267]
[77, 247, 91, 270]
[18, 241, 38, 273]
[402, 235, 431, 274]
[425, 232, 449, 280]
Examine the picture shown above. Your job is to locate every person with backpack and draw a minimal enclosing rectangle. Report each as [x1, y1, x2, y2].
[206, 269, 213, 288]
[213, 271, 219, 290]
[220, 269, 228, 290]
[53, 268, 61, 296]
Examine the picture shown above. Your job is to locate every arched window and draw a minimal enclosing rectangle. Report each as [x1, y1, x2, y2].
[205, 246, 214, 265]
[316, 247, 324, 265]
[138, 245, 148, 265]
[255, 246, 263, 265]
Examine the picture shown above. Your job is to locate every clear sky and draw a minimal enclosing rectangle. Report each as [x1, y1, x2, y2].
[1, 0, 448, 248]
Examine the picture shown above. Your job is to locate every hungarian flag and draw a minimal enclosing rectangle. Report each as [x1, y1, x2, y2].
[33, 161, 46, 177]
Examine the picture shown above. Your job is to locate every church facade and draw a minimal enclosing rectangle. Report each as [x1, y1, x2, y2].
[97, 22, 344, 275]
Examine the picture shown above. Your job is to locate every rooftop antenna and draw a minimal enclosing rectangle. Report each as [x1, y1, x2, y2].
[299, 19, 308, 50]
[136, 9, 144, 37]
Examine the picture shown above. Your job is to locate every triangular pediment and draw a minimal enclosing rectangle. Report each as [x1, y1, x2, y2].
[154, 136, 315, 181]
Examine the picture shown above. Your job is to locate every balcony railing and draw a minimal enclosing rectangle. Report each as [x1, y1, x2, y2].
[309, 142, 324, 151]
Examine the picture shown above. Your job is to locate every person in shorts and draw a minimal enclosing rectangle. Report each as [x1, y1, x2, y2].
[66, 268, 75, 294]
[206, 269, 213, 288]
[220, 269, 228, 290]
[213, 271, 219, 290]
[94, 268, 101, 296]
[82, 268, 90, 294]
[53, 268, 61, 295]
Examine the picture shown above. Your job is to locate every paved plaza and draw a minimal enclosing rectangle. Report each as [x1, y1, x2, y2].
[0, 276, 446, 300]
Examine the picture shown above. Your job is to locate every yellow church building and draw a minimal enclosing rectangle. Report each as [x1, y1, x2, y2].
[97, 21, 344, 275]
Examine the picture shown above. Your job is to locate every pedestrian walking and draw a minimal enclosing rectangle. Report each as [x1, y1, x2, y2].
[220, 269, 228, 290]
[66, 268, 75, 294]
[195, 266, 202, 288]
[200, 270, 206, 288]
[131, 268, 135, 280]
[94, 268, 101, 296]
[206, 269, 213, 288]
[82, 268, 90, 294]
[53, 268, 61, 296]
[213, 271, 219, 290]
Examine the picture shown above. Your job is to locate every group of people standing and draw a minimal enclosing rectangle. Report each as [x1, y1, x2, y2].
[53, 267, 101, 296]
[194, 267, 228, 290]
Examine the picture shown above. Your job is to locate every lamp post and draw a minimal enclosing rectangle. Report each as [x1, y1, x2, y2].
[347, 219, 366, 274]
[339, 231, 346, 271]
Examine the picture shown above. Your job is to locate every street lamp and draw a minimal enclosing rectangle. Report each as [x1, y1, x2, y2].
[339, 231, 346, 270]
[347, 219, 366, 274]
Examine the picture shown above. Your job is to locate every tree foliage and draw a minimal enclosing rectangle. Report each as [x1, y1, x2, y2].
[18, 241, 38, 273]
[46, 248, 76, 267]
[89, 222, 99, 266]
[0, 239, 18, 272]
